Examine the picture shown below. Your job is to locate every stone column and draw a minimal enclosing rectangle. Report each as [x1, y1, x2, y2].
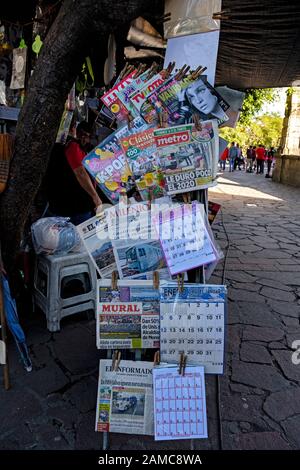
[273, 88, 300, 186]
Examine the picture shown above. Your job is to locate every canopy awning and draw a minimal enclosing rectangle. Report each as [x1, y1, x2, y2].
[216, 0, 300, 89]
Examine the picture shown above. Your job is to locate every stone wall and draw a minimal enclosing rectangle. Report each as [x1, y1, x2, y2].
[273, 88, 300, 187]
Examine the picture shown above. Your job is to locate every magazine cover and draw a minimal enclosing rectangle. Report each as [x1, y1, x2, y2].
[95, 360, 154, 435]
[120, 128, 166, 201]
[130, 72, 166, 124]
[154, 121, 219, 195]
[116, 70, 150, 120]
[83, 117, 147, 203]
[159, 282, 227, 374]
[100, 70, 137, 122]
[97, 279, 160, 349]
[76, 214, 116, 278]
[157, 75, 229, 126]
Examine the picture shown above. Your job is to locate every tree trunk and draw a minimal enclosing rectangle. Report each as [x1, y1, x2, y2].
[0, 0, 158, 287]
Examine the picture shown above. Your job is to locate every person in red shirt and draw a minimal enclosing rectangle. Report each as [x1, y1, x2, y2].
[46, 122, 103, 225]
[219, 147, 229, 171]
[256, 144, 266, 174]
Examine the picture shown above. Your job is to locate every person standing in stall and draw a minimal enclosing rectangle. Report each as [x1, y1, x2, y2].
[45, 121, 103, 225]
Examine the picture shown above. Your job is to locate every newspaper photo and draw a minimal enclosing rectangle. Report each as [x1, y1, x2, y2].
[154, 121, 219, 195]
[76, 214, 116, 278]
[97, 279, 160, 349]
[120, 128, 166, 201]
[95, 360, 154, 435]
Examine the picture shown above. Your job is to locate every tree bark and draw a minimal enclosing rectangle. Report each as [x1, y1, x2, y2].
[0, 0, 159, 286]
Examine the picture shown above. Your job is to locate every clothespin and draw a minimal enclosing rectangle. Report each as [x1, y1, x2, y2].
[212, 10, 230, 20]
[153, 271, 160, 290]
[111, 270, 118, 291]
[155, 12, 172, 24]
[182, 193, 191, 204]
[112, 350, 121, 371]
[192, 113, 202, 131]
[190, 65, 206, 80]
[177, 273, 184, 293]
[153, 350, 160, 366]
[178, 352, 187, 376]
[161, 61, 175, 79]
[175, 65, 190, 81]
[127, 111, 134, 129]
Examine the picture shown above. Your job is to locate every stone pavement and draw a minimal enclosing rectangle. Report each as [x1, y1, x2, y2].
[0, 169, 299, 450]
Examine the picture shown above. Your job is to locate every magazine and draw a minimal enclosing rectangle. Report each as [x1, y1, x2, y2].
[156, 75, 229, 126]
[100, 70, 137, 123]
[116, 70, 150, 120]
[154, 121, 219, 195]
[95, 360, 154, 435]
[208, 201, 221, 225]
[76, 214, 117, 278]
[83, 117, 147, 203]
[97, 279, 160, 349]
[130, 72, 166, 124]
[120, 128, 166, 201]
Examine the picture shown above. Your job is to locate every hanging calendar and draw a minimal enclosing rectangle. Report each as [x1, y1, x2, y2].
[159, 283, 226, 374]
[153, 365, 208, 441]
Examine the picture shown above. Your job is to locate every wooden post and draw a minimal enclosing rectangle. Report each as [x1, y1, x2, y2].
[0, 275, 10, 390]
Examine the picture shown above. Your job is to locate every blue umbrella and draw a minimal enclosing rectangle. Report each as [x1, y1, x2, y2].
[1, 274, 32, 372]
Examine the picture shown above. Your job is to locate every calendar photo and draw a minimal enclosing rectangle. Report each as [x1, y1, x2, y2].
[159, 282, 227, 374]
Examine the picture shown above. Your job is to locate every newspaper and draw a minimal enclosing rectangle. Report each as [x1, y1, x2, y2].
[106, 202, 170, 280]
[154, 121, 219, 195]
[97, 279, 160, 349]
[83, 116, 147, 203]
[120, 128, 166, 201]
[95, 360, 154, 435]
[76, 214, 116, 278]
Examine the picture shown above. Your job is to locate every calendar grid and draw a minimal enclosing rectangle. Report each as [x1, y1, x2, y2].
[153, 367, 208, 440]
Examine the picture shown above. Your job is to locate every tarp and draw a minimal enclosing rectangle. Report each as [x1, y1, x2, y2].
[215, 0, 300, 89]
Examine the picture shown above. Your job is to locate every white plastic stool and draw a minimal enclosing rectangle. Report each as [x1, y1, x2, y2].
[33, 250, 97, 332]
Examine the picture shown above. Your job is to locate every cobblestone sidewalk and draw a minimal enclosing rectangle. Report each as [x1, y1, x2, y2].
[0, 170, 299, 450]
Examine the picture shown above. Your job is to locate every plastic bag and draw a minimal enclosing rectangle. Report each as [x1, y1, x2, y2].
[31, 217, 81, 255]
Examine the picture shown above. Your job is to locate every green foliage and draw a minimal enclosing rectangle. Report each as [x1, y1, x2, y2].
[239, 88, 278, 125]
[220, 114, 283, 152]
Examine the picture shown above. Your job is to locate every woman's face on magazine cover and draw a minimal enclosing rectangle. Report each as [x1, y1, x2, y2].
[186, 81, 218, 115]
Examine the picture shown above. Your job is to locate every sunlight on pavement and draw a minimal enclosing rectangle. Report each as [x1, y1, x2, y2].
[211, 176, 283, 201]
